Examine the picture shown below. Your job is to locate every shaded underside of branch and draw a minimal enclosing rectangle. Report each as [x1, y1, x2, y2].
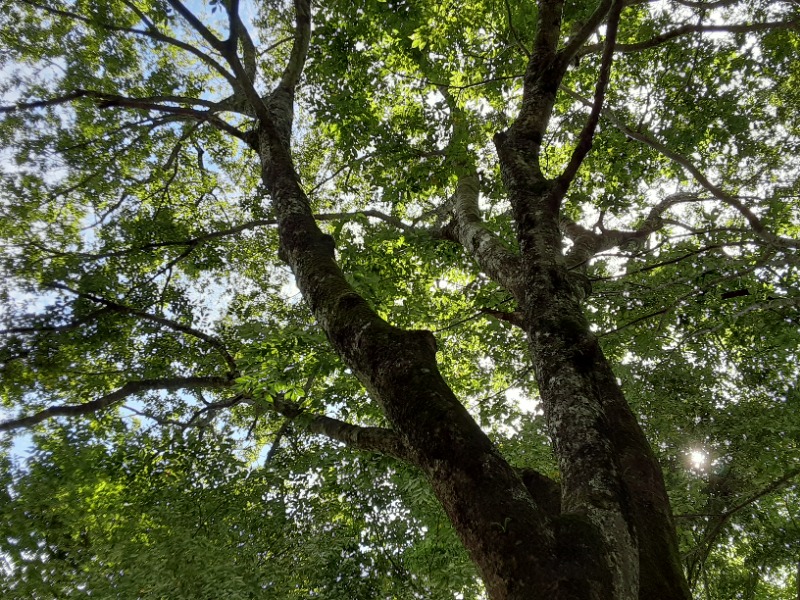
[0, 376, 230, 432]
[563, 88, 800, 250]
[579, 18, 800, 56]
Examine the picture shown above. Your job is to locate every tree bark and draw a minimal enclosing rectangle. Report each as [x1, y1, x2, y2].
[248, 1, 692, 596]
[496, 127, 691, 600]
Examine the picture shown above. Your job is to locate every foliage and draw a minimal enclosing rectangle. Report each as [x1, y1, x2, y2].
[0, 0, 798, 597]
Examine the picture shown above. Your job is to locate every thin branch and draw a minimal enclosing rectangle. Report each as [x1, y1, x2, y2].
[721, 469, 800, 520]
[686, 467, 800, 581]
[579, 18, 800, 56]
[119, 0, 156, 29]
[562, 88, 800, 249]
[264, 419, 292, 463]
[504, 0, 531, 58]
[679, 295, 800, 342]
[36, 209, 417, 263]
[599, 253, 779, 338]
[17, 0, 239, 89]
[182, 393, 246, 429]
[0, 308, 112, 336]
[0, 92, 85, 114]
[1, 90, 250, 141]
[599, 307, 669, 337]
[590, 243, 727, 282]
[0, 376, 230, 432]
[549, 0, 624, 210]
[47, 283, 238, 374]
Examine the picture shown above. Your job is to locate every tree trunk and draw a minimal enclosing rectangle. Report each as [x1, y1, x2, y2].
[496, 126, 691, 600]
[256, 117, 692, 598]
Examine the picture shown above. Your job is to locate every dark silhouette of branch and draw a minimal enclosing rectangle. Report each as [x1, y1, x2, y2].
[0, 92, 85, 114]
[716, 468, 800, 522]
[47, 283, 238, 374]
[1, 90, 250, 141]
[563, 88, 800, 249]
[579, 18, 800, 56]
[549, 0, 624, 210]
[28, 209, 418, 264]
[559, 0, 613, 67]
[165, 0, 225, 52]
[0, 376, 230, 432]
[225, 0, 257, 80]
[673, 0, 740, 8]
[685, 467, 800, 585]
[599, 307, 669, 338]
[590, 244, 727, 282]
[561, 192, 700, 268]
[264, 419, 292, 463]
[80, 90, 250, 141]
[481, 308, 526, 328]
[17, 0, 239, 89]
[0, 308, 111, 336]
[503, 0, 531, 58]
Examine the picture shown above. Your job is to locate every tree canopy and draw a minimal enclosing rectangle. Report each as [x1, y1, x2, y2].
[0, 0, 799, 598]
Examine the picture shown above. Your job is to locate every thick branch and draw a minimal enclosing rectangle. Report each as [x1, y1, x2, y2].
[441, 173, 523, 292]
[481, 308, 526, 328]
[227, 4, 258, 80]
[165, 0, 225, 52]
[0, 376, 229, 432]
[412, 59, 522, 293]
[278, 0, 312, 93]
[270, 394, 410, 460]
[532, 0, 566, 63]
[82, 90, 251, 141]
[517, 467, 562, 517]
[508, 0, 567, 148]
[258, 94, 556, 600]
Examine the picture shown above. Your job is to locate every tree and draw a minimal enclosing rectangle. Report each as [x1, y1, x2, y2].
[0, 0, 798, 597]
